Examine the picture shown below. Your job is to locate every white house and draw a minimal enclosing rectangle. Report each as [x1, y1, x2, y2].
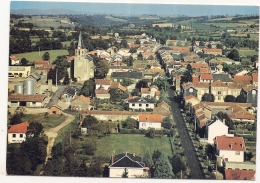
[138, 114, 162, 130]
[95, 79, 111, 90]
[214, 136, 246, 166]
[207, 117, 233, 144]
[109, 152, 148, 178]
[128, 97, 155, 111]
[8, 122, 29, 144]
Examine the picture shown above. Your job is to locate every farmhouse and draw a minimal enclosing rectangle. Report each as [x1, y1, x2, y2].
[8, 122, 29, 144]
[8, 66, 32, 78]
[8, 93, 47, 108]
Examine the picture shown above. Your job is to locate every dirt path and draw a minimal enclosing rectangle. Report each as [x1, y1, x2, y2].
[44, 112, 75, 163]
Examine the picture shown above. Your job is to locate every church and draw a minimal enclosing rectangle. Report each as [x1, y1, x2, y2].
[73, 32, 94, 82]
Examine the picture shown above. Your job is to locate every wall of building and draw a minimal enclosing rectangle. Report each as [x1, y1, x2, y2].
[208, 122, 228, 144]
[219, 150, 244, 164]
[109, 167, 144, 178]
[8, 133, 26, 144]
[139, 122, 161, 130]
[129, 103, 155, 111]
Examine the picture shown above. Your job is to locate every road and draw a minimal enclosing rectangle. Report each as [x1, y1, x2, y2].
[44, 112, 75, 163]
[46, 85, 67, 107]
[168, 88, 204, 179]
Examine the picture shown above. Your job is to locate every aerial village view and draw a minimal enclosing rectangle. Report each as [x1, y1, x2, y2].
[6, 1, 259, 180]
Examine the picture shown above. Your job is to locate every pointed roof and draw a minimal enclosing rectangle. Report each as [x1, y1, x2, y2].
[77, 31, 83, 49]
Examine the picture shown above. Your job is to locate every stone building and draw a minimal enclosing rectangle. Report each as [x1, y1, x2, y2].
[73, 32, 94, 82]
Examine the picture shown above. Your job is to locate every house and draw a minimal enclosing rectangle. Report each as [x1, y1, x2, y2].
[10, 55, 20, 65]
[233, 75, 252, 85]
[211, 80, 228, 102]
[95, 89, 110, 99]
[48, 104, 62, 115]
[241, 85, 258, 107]
[207, 117, 233, 144]
[128, 97, 155, 111]
[71, 95, 92, 111]
[214, 136, 246, 166]
[62, 87, 76, 103]
[153, 101, 171, 115]
[111, 71, 143, 82]
[8, 66, 32, 78]
[8, 94, 47, 108]
[199, 73, 213, 83]
[110, 82, 127, 93]
[212, 74, 232, 83]
[8, 122, 29, 144]
[34, 60, 54, 75]
[138, 114, 162, 129]
[224, 169, 255, 180]
[184, 95, 200, 107]
[141, 85, 160, 99]
[109, 152, 148, 178]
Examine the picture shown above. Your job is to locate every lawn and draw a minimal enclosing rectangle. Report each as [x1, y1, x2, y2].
[22, 113, 66, 129]
[95, 134, 173, 158]
[13, 49, 69, 64]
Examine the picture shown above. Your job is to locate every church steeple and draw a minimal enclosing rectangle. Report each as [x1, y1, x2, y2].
[77, 31, 83, 49]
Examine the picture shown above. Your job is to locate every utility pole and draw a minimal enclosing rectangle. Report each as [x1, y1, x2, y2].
[56, 68, 58, 87]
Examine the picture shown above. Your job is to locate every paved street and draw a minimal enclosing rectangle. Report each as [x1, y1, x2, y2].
[168, 88, 204, 179]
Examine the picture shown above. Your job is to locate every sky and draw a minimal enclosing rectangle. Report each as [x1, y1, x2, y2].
[10, 1, 259, 16]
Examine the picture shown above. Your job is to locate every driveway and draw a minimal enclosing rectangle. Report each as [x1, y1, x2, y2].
[168, 87, 204, 179]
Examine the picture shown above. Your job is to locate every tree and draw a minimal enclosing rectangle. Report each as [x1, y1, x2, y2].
[146, 128, 155, 138]
[21, 58, 28, 66]
[121, 78, 133, 86]
[137, 52, 143, 60]
[68, 41, 75, 56]
[181, 64, 193, 84]
[216, 111, 234, 130]
[135, 39, 140, 44]
[122, 118, 138, 129]
[162, 116, 172, 130]
[154, 152, 175, 178]
[94, 60, 109, 79]
[42, 52, 50, 60]
[244, 151, 253, 161]
[62, 71, 70, 85]
[129, 47, 137, 53]
[171, 155, 186, 176]
[135, 80, 148, 91]
[152, 78, 170, 91]
[109, 88, 128, 102]
[224, 95, 236, 102]
[120, 39, 128, 48]
[201, 93, 215, 102]
[80, 79, 95, 97]
[143, 150, 154, 168]
[122, 168, 128, 178]
[27, 122, 44, 138]
[82, 115, 99, 128]
[10, 113, 24, 125]
[236, 94, 247, 103]
[227, 49, 240, 61]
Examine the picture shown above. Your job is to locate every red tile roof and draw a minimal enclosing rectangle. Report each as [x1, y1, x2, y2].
[110, 82, 127, 91]
[8, 94, 47, 102]
[35, 60, 49, 65]
[192, 75, 199, 83]
[252, 72, 258, 82]
[95, 89, 109, 94]
[141, 88, 149, 94]
[233, 75, 252, 84]
[155, 91, 160, 96]
[172, 46, 190, 53]
[211, 80, 227, 87]
[190, 63, 209, 69]
[225, 169, 255, 180]
[8, 122, 29, 133]
[72, 95, 90, 103]
[200, 67, 210, 73]
[138, 114, 162, 123]
[95, 79, 111, 85]
[200, 73, 213, 80]
[215, 136, 246, 151]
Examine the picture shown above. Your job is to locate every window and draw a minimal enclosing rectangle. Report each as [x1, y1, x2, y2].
[218, 91, 221, 95]
[20, 134, 23, 138]
[146, 104, 149, 107]
[139, 104, 142, 107]
[12, 134, 16, 138]
[236, 151, 240, 155]
[142, 123, 146, 127]
[218, 96, 221, 100]
[189, 88, 193, 93]
[132, 104, 135, 107]
[32, 102, 36, 104]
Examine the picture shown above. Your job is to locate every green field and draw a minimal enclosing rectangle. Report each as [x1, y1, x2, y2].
[238, 49, 258, 56]
[22, 113, 66, 129]
[95, 134, 172, 158]
[13, 49, 69, 63]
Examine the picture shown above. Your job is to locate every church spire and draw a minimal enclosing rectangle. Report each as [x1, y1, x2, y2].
[77, 31, 83, 49]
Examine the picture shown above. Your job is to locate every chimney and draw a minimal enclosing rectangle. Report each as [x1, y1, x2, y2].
[111, 155, 115, 164]
[230, 142, 233, 149]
